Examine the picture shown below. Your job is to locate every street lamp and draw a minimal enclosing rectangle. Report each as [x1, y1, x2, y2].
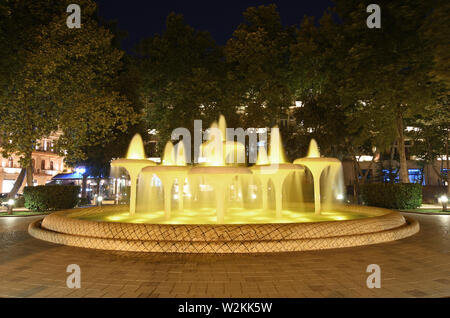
[7, 199, 15, 214]
[438, 195, 448, 212]
[97, 196, 103, 207]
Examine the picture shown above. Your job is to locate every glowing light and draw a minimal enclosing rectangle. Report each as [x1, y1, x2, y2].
[357, 156, 374, 162]
[97, 196, 103, 203]
[75, 167, 86, 175]
[438, 195, 448, 204]
[7, 199, 15, 206]
[336, 194, 344, 201]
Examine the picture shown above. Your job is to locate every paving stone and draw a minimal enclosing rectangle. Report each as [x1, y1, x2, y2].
[0, 214, 448, 298]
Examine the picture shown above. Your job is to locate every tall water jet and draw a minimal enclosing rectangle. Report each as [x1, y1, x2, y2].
[162, 142, 175, 166]
[201, 121, 225, 166]
[176, 141, 187, 166]
[307, 139, 321, 158]
[268, 127, 286, 165]
[218, 115, 227, 142]
[252, 127, 302, 217]
[126, 134, 146, 160]
[111, 134, 156, 215]
[294, 139, 341, 215]
[191, 116, 252, 223]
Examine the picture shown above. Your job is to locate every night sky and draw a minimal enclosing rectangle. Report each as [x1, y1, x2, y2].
[95, 0, 334, 52]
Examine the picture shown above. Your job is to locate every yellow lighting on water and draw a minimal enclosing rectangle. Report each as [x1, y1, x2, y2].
[107, 216, 126, 221]
[87, 208, 365, 225]
[307, 139, 321, 158]
[126, 134, 146, 160]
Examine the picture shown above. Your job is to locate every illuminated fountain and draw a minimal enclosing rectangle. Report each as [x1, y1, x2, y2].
[30, 115, 419, 253]
[251, 128, 303, 218]
[140, 142, 190, 219]
[110, 134, 156, 215]
[294, 139, 343, 215]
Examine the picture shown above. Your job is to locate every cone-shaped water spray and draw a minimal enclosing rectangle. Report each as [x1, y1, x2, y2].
[307, 139, 321, 158]
[162, 142, 175, 166]
[176, 141, 187, 166]
[218, 115, 227, 142]
[269, 127, 286, 164]
[256, 146, 269, 166]
[127, 134, 146, 160]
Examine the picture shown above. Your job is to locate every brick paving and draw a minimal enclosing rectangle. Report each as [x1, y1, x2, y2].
[0, 213, 448, 298]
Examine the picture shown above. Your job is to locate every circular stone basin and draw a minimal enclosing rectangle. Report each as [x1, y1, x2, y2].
[29, 205, 419, 254]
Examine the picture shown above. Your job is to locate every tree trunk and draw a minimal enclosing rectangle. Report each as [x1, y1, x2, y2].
[26, 165, 33, 187]
[446, 128, 449, 197]
[396, 111, 409, 183]
[96, 178, 101, 196]
[7, 168, 26, 215]
[353, 158, 360, 204]
[81, 174, 88, 198]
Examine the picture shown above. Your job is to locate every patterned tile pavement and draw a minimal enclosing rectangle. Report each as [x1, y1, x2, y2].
[0, 213, 448, 298]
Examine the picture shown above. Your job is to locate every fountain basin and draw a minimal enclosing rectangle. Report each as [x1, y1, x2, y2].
[189, 166, 252, 175]
[142, 166, 190, 174]
[29, 205, 419, 254]
[251, 163, 304, 174]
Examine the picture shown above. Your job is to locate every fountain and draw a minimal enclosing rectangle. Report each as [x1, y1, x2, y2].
[251, 128, 303, 218]
[110, 134, 156, 215]
[294, 139, 342, 215]
[29, 116, 419, 253]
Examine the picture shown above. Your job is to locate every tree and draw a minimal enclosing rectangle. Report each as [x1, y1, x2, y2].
[225, 4, 295, 129]
[289, 11, 382, 200]
[137, 13, 229, 155]
[0, 0, 138, 207]
[332, 0, 436, 183]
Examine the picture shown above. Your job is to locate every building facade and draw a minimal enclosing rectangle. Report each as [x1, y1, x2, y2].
[0, 134, 67, 194]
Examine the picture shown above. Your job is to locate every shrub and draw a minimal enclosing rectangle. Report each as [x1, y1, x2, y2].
[360, 183, 422, 210]
[24, 185, 80, 212]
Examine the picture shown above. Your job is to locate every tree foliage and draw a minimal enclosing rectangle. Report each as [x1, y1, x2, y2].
[0, 0, 138, 168]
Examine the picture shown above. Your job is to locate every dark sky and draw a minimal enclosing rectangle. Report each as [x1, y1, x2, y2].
[95, 0, 334, 52]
